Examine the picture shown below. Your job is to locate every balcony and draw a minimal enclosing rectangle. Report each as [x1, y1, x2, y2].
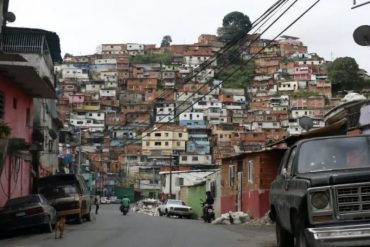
[0, 27, 62, 98]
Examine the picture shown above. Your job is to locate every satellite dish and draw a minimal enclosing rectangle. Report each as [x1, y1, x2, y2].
[4, 12, 16, 23]
[353, 25, 370, 46]
[299, 116, 314, 131]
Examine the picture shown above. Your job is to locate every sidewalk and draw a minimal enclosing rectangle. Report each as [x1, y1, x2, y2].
[222, 223, 276, 247]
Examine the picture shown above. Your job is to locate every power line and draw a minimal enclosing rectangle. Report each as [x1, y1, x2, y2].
[123, 0, 290, 116]
[126, 0, 303, 143]
[148, 0, 299, 129]
[137, 0, 322, 144]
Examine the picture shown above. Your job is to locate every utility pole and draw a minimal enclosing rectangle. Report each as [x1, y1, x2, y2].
[169, 152, 172, 197]
[77, 128, 82, 174]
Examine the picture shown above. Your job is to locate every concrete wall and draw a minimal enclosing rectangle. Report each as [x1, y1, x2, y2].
[187, 183, 206, 219]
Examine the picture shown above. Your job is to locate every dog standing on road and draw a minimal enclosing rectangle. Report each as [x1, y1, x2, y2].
[55, 216, 65, 239]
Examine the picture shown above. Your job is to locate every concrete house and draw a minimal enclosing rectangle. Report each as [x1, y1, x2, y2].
[220, 149, 286, 219]
[142, 124, 188, 156]
[0, 26, 62, 206]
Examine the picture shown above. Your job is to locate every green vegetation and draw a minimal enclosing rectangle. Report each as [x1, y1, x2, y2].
[216, 61, 255, 89]
[281, 55, 294, 64]
[217, 11, 252, 43]
[289, 90, 319, 98]
[327, 57, 363, 92]
[129, 52, 173, 64]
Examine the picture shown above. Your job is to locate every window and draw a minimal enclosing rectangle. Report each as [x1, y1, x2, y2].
[165, 142, 169, 146]
[0, 91, 4, 118]
[154, 142, 161, 146]
[182, 156, 187, 161]
[155, 133, 161, 137]
[48, 140, 53, 152]
[146, 142, 149, 146]
[229, 165, 236, 187]
[178, 133, 183, 138]
[248, 160, 254, 183]
[26, 108, 30, 127]
[165, 133, 169, 137]
[13, 98, 17, 109]
[176, 141, 181, 146]
[175, 177, 184, 186]
[192, 156, 199, 161]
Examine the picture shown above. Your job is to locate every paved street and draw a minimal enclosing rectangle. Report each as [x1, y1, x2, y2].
[0, 205, 276, 247]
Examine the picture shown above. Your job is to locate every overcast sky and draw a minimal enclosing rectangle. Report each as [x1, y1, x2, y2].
[7, 0, 370, 71]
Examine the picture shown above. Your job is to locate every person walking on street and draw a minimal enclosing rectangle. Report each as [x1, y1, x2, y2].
[95, 194, 100, 215]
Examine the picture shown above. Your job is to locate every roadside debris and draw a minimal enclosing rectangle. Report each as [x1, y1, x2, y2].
[212, 211, 272, 225]
[132, 199, 160, 216]
[243, 212, 272, 226]
[212, 211, 250, 225]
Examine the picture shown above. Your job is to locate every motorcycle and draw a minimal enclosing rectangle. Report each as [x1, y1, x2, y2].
[120, 205, 129, 215]
[202, 203, 215, 223]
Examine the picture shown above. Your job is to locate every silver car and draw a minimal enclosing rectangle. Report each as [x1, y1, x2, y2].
[158, 199, 192, 219]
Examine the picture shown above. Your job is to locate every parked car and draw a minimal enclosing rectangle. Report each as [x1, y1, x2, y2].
[100, 196, 108, 204]
[39, 174, 92, 224]
[0, 194, 56, 236]
[270, 135, 370, 247]
[109, 196, 119, 204]
[158, 199, 192, 218]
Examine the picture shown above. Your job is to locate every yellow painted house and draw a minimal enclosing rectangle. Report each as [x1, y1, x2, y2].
[142, 124, 188, 156]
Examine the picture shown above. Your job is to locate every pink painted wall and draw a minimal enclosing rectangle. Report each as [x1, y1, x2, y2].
[0, 75, 34, 207]
[58, 93, 85, 104]
[221, 191, 271, 219]
[66, 93, 84, 104]
[242, 190, 270, 219]
[221, 195, 237, 213]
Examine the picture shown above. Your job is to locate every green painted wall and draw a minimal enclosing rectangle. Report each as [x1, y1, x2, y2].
[187, 184, 206, 219]
[114, 187, 135, 202]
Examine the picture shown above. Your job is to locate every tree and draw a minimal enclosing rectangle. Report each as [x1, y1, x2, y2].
[63, 53, 73, 59]
[161, 35, 172, 47]
[327, 57, 363, 92]
[215, 61, 255, 89]
[129, 52, 173, 64]
[217, 11, 252, 43]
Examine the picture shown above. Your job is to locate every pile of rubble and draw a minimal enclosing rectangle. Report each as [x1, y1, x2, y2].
[212, 211, 272, 226]
[132, 199, 160, 216]
[243, 212, 272, 226]
[212, 211, 250, 225]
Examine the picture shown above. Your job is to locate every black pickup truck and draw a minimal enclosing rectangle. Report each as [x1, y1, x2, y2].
[270, 135, 370, 247]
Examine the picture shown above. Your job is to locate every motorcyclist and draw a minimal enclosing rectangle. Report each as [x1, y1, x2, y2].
[202, 191, 214, 221]
[205, 191, 214, 206]
[121, 195, 131, 211]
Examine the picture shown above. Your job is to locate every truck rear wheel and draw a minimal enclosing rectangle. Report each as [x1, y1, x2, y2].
[276, 219, 294, 247]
